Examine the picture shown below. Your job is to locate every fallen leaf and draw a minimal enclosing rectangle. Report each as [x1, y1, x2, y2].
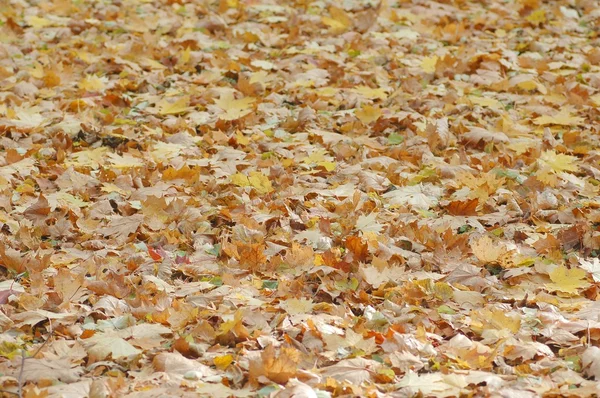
[539, 150, 579, 173]
[80, 332, 141, 362]
[582, 346, 600, 379]
[547, 265, 589, 294]
[214, 92, 255, 120]
[156, 96, 192, 115]
[355, 105, 382, 124]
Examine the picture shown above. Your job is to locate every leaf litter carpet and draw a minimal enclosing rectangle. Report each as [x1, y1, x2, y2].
[1, 0, 600, 397]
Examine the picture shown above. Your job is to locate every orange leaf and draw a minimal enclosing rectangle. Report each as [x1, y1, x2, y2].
[345, 235, 369, 262]
[446, 198, 479, 216]
[237, 242, 267, 270]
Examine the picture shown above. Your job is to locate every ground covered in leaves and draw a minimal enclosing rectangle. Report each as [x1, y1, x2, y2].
[1, 0, 600, 396]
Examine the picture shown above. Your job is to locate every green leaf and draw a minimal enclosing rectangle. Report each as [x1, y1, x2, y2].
[262, 280, 278, 289]
[388, 132, 404, 145]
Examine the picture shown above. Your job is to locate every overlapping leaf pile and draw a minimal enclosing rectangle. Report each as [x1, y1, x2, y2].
[1, 0, 600, 396]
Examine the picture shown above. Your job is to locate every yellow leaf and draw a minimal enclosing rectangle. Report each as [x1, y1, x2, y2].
[140, 58, 167, 70]
[282, 298, 314, 315]
[180, 46, 191, 65]
[250, 71, 272, 86]
[355, 105, 382, 124]
[351, 86, 387, 100]
[248, 171, 273, 194]
[214, 92, 255, 121]
[303, 150, 327, 164]
[0, 341, 24, 360]
[536, 167, 559, 186]
[476, 309, 521, 334]
[318, 161, 337, 171]
[315, 87, 338, 97]
[516, 80, 538, 91]
[533, 109, 583, 126]
[507, 140, 534, 155]
[314, 254, 325, 266]
[471, 235, 507, 264]
[231, 172, 273, 194]
[79, 75, 107, 92]
[66, 147, 108, 169]
[107, 153, 144, 169]
[421, 56, 438, 74]
[539, 150, 579, 173]
[469, 96, 502, 109]
[547, 265, 589, 294]
[322, 6, 351, 33]
[214, 354, 234, 370]
[29, 62, 45, 79]
[231, 173, 250, 187]
[235, 131, 250, 146]
[526, 9, 546, 24]
[157, 96, 192, 115]
[25, 16, 52, 28]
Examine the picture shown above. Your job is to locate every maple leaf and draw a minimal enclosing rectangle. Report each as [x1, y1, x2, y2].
[579, 257, 600, 282]
[249, 345, 299, 384]
[99, 214, 144, 242]
[214, 92, 255, 120]
[445, 198, 478, 216]
[546, 265, 589, 294]
[237, 242, 267, 270]
[471, 235, 507, 264]
[382, 184, 443, 210]
[421, 56, 438, 73]
[231, 171, 273, 194]
[81, 332, 141, 362]
[356, 213, 383, 234]
[66, 147, 108, 169]
[153, 352, 218, 379]
[6, 0, 600, 394]
[320, 358, 381, 385]
[345, 235, 369, 262]
[533, 109, 584, 126]
[322, 6, 352, 33]
[17, 358, 83, 383]
[351, 86, 388, 100]
[582, 346, 600, 380]
[355, 105, 382, 124]
[79, 74, 108, 92]
[156, 96, 192, 115]
[538, 150, 579, 173]
[106, 152, 144, 169]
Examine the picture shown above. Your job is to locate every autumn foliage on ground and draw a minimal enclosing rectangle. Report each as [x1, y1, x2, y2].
[1, 0, 600, 396]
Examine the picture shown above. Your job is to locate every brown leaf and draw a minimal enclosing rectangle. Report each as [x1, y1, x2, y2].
[249, 345, 299, 385]
[345, 235, 369, 263]
[445, 198, 479, 216]
[237, 242, 267, 270]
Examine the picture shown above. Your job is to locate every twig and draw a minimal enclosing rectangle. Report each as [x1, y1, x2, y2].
[13, 325, 54, 398]
[16, 349, 25, 398]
